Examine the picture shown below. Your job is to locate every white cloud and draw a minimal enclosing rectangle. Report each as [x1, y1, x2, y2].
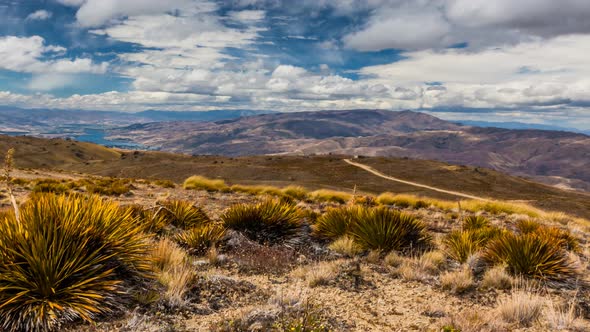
[0, 36, 107, 76]
[227, 10, 265, 23]
[28, 74, 76, 91]
[344, 10, 451, 51]
[55, 0, 86, 6]
[26, 10, 52, 21]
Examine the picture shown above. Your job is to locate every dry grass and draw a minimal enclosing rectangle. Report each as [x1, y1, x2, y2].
[443, 308, 491, 332]
[440, 266, 474, 294]
[329, 236, 362, 257]
[309, 189, 353, 204]
[481, 265, 514, 290]
[281, 185, 308, 200]
[376, 193, 430, 209]
[230, 184, 283, 197]
[150, 238, 194, 308]
[293, 260, 341, 287]
[497, 289, 543, 327]
[183, 175, 228, 192]
[384, 251, 404, 268]
[544, 296, 582, 330]
[151, 238, 187, 272]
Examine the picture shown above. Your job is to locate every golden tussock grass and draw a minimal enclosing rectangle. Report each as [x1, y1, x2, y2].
[497, 289, 543, 327]
[183, 175, 229, 192]
[440, 266, 475, 294]
[308, 189, 353, 204]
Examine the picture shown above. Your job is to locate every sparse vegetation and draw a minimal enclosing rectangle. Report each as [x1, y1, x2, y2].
[281, 185, 308, 200]
[376, 192, 429, 209]
[159, 199, 210, 229]
[221, 199, 303, 244]
[481, 265, 514, 290]
[183, 175, 229, 192]
[328, 236, 363, 257]
[440, 266, 475, 294]
[312, 205, 360, 240]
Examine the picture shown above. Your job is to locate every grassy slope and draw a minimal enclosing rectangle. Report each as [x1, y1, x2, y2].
[2, 134, 589, 218]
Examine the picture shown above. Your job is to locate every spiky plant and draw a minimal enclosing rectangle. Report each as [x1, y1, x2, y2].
[483, 232, 576, 279]
[534, 226, 579, 252]
[463, 215, 489, 230]
[443, 230, 486, 263]
[515, 219, 541, 234]
[312, 206, 362, 240]
[125, 204, 170, 234]
[158, 200, 210, 229]
[0, 194, 151, 331]
[281, 185, 308, 200]
[221, 199, 302, 244]
[176, 223, 226, 255]
[348, 207, 431, 252]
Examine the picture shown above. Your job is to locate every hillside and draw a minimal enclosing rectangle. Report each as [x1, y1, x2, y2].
[107, 109, 590, 191]
[2, 134, 589, 219]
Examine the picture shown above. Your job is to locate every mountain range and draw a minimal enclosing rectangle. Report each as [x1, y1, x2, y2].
[107, 109, 590, 191]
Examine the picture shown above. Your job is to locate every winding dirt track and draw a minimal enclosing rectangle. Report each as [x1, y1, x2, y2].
[343, 159, 490, 201]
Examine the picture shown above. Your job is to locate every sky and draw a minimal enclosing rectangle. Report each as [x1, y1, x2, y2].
[1, 0, 590, 129]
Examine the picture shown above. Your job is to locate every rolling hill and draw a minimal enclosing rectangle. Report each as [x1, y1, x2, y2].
[1, 134, 589, 219]
[107, 109, 590, 191]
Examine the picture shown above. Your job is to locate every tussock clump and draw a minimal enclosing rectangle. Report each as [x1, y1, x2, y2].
[481, 265, 514, 290]
[348, 207, 431, 252]
[483, 232, 576, 280]
[0, 194, 151, 331]
[221, 199, 302, 244]
[154, 179, 176, 188]
[515, 219, 541, 234]
[444, 230, 486, 263]
[183, 175, 228, 192]
[309, 189, 352, 204]
[230, 184, 284, 197]
[84, 177, 132, 196]
[497, 290, 543, 327]
[329, 236, 362, 257]
[463, 215, 490, 230]
[176, 223, 226, 255]
[281, 185, 308, 200]
[125, 204, 170, 234]
[312, 205, 361, 240]
[151, 237, 187, 272]
[158, 199, 210, 230]
[440, 266, 475, 294]
[376, 193, 429, 209]
[32, 178, 78, 194]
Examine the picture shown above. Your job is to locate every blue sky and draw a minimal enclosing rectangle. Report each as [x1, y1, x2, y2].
[1, 0, 590, 129]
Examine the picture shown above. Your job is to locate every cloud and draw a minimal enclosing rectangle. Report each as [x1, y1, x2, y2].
[0, 36, 108, 74]
[26, 10, 53, 21]
[227, 10, 266, 23]
[344, 10, 451, 51]
[28, 74, 76, 91]
[55, 0, 86, 6]
[69, 0, 206, 27]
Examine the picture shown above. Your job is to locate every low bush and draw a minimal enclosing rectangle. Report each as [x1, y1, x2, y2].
[154, 179, 176, 188]
[348, 207, 431, 252]
[183, 175, 228, 192]
[481, 265, 514, 290]
[309, 189, 352, 204]
[32, 178, 78, 194]
[176, 223, 226, 255]
[483, 232, 576, 279]
[497, 290, 543, 327]
[440, 266, 475, 294]
[0, 194, 151, 331]
[221, 199, 303, 244]
[84, 178, 132, 196]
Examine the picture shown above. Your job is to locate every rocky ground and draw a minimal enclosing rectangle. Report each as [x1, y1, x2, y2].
[2, 169, 590, 332]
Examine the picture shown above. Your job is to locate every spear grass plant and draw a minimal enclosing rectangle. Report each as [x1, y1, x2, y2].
[0, 194, 151, 332]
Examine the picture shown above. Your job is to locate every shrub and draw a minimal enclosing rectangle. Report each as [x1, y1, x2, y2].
[309, 189, 352, 204]
[183, 175, 228, 192]
[440, 266, 475, 294]
[158, 200, 210, 229]
[348, 207, 431, 252]
[176, 223, 226, 255]
[497, 290, 543, 327]
[221, 199, 303, 244]
[312, 206, 361, 240]
[0, 194, 151, 331]
[463, 215, 489, 230]
[483, 232, 576, 279]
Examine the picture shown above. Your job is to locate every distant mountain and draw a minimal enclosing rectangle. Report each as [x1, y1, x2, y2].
[109, 109, 590, 191]
[0, 106, 274, 135]
[456, 120, 590, 135]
